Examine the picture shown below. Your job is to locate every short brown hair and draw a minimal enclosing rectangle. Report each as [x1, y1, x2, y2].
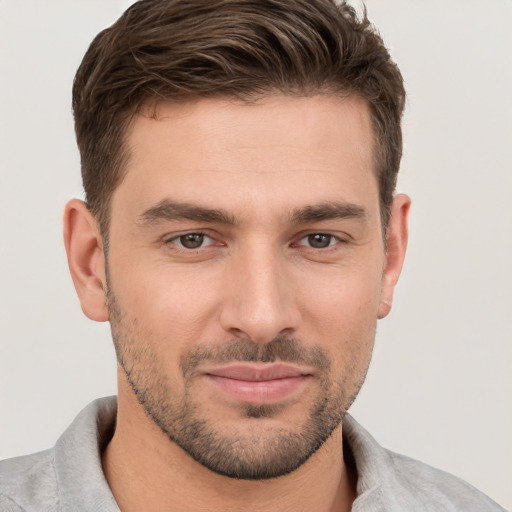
[73, 0, 405, 235]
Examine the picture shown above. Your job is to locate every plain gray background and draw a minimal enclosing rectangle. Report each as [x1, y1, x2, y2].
[1, 0, 511, 508]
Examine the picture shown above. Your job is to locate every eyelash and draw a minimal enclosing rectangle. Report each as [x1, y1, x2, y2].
[164, 231, 346, 252]
[295, 233, 343, 250]
[164, 232, 215, 250]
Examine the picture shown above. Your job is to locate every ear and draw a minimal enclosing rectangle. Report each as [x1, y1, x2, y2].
[63, 199, 108, 322]
[378, 193, 411, 319]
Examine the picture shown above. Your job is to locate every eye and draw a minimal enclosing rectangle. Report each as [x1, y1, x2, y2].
[298, 233, 339, 249]
[168, 232, 213, 249]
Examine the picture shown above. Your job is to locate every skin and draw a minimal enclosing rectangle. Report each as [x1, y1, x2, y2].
[64, 95, 410, 512]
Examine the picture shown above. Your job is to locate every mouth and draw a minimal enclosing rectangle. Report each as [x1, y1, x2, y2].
[203, 363, 313, 405]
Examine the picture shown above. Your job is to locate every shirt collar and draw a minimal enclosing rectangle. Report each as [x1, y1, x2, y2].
[52, 397, 402, 511]
[54, 396, 120, 511]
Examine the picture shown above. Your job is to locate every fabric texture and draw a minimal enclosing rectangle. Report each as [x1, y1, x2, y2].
[0, 396, 507, 511]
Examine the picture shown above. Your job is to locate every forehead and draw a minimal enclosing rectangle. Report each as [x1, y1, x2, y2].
[115, 94, 378, 222]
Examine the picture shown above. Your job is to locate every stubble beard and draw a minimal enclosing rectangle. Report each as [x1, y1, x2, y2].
[107, 290, 372, 480]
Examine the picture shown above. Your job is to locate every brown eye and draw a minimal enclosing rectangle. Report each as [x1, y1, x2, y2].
[306, 234, 335, 249]
[179, 233, 205, 249]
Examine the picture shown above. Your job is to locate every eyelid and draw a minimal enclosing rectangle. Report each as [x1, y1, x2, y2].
[293, 231, 350, 249]
[299, 234, 337, 247]
[164, 231, 216, 249]
[161, 229, 350, 250]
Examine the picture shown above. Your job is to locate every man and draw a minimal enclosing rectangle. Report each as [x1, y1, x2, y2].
[0, 0, 507, 510]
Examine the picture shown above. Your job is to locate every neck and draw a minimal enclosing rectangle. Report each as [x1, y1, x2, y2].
[102, 385, 357, 512]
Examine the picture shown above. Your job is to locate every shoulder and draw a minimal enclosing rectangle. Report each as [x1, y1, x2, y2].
[343, 414, 507, 511]
[0, 449, 59, 512]
[385, 449, 507, 511]
[0, 396, 118, 512]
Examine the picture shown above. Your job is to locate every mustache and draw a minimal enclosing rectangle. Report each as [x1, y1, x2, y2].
[180, 336, 330, 377]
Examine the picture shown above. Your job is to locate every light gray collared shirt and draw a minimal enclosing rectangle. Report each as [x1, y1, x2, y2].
[0, 397, 507, 511]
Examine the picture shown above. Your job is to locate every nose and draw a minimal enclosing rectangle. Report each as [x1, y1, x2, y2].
[219, 242, 301, 343]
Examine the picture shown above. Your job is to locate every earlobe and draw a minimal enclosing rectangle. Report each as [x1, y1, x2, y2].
[63, 199, 109, 322]
[378, 194, 411, 319]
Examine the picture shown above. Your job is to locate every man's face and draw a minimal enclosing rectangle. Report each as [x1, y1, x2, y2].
[106, 95, 390, 479]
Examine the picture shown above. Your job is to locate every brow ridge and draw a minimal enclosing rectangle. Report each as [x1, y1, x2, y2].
[290, 202, 367, 224]
[138, 199, 366, 227]
[138, 199, 236, 225]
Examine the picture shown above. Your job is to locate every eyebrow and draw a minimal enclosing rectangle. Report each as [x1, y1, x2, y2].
[138, 199, 236, 226]
[290, 202, 367, 225]
[138, 199, 366, 228]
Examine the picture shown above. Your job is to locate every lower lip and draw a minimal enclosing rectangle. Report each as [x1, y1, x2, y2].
[205, 375, 310, 405]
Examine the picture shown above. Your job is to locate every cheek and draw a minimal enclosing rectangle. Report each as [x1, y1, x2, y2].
[295, 261, 382, 367]
[299, 261, 383, 326]
[110, 260, 224, 345]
